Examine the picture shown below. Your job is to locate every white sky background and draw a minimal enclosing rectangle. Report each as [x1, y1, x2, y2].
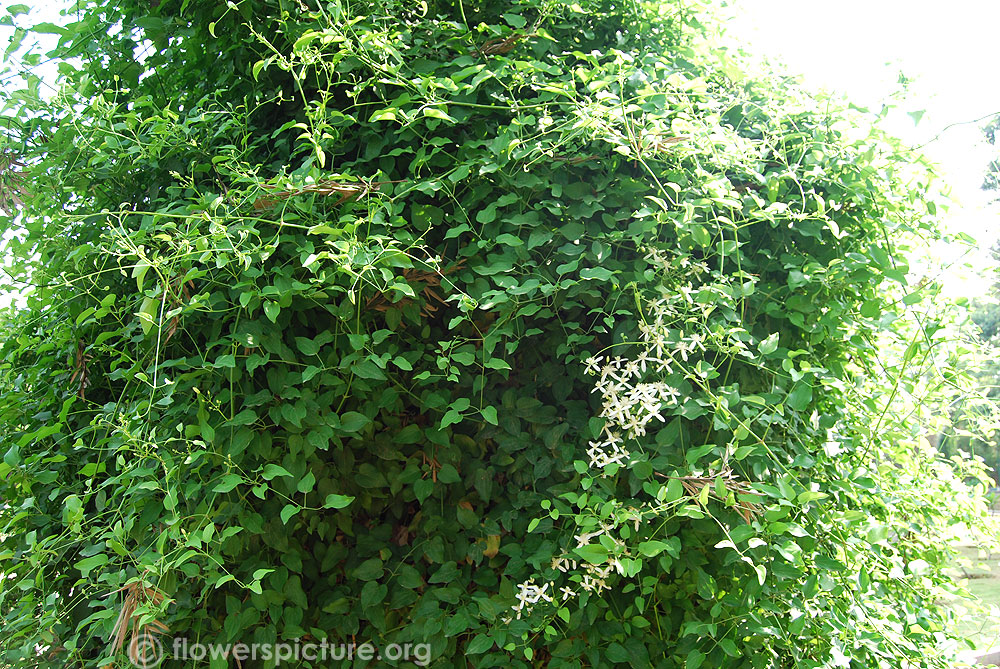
[723, 0, 1000, 299]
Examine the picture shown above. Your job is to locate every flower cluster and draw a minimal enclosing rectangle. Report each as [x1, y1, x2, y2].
[508, 577, 583, 620]
[584, 299, 709, 470]
[510, 581, 553, 620]
[508, 521, 634, 620]
[506, 253, 746, 624]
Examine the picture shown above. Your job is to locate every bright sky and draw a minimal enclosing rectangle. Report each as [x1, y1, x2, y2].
[725, 0, 1000, 299]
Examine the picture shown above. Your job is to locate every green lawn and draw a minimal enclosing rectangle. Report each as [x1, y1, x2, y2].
[947, 545, 1000, 653]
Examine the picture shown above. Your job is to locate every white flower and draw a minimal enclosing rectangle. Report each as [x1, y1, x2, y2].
[635, 348, 655, 372]
[579, 572, 609, 594]
[511, 579, 556, 619]
[656, 382, 682, 405]
[584, 355, 603, 375]
[598, 357, 627, 385]
[646, 329, 669, 358]
[587, 437, 630, 469]
[574, 528, 605, 547]
[652, 356, 674, 375]
[622, 359, 643, 379]
[620, 412, 648, 438]
[551, 556, 578, 572]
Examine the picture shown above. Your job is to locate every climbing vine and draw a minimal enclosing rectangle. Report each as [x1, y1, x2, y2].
[0, 0, 996, 667]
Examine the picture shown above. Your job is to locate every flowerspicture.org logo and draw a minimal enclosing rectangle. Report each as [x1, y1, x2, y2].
[126, 636, 432, 667]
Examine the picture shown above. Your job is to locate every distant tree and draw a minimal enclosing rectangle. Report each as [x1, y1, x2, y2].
[939, 239, 1000, 486]
[970, 297, 1000, 343]
[983, 117, 1000, 192]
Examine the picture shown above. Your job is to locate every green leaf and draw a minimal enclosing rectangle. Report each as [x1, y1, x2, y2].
[137, 296, 159, 335]
[815, 555, 845, 571]
[441, 409, 463, 428]
[414, 478, 434, 504]
[213, 474, 243, 493]
[580, 267, 614, 280]
[368, 108, 398, 122]
[466, 634, 494, 654]
[31, 22, 67, 35]
[395, 424, 423, 444]
[437, 464, 461, 483]
[411, 204, 443, 229]
[353, 558, 384, 581]
[686, 649, 706, 669]
[295, 336, 320, 356]
[338, 411, 370, 433]
[397, 564, 424, 589]
[422, 106, 456, 123]
[481, 406, 498, 425]
[573, 544, 609, 564]
[214, 353, 236, 368]
[75, 553, 108, 578]
[263, 301, 279, 323]
[638, 540, 670, 557]
[296, 471, 316, 493]
[860, 299, 882, 318]
[323, 494, 354, 509]
[252, 59, 266, 81]
[665, 478, 684, 502]
[230, 409, 257, 426]
[786, 383, 812, 411]
[292, 30, 321, 52]
[758, 332, 779, 355]
[280, 504, 300, 524]
[262, 464, 293, 480]
[214, 574, 236, 589]
[502, 13, 527, 28]
[351, 359, 385, 380]
[4, 445, 19, 468]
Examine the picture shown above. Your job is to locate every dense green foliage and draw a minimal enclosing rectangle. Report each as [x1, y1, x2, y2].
[0, 0, 996, 667]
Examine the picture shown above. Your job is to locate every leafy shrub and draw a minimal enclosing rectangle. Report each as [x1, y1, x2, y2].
[0, 0, 995, 667]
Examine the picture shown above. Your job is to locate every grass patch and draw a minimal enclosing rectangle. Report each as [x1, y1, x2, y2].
[947, 545, 1000, 652]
